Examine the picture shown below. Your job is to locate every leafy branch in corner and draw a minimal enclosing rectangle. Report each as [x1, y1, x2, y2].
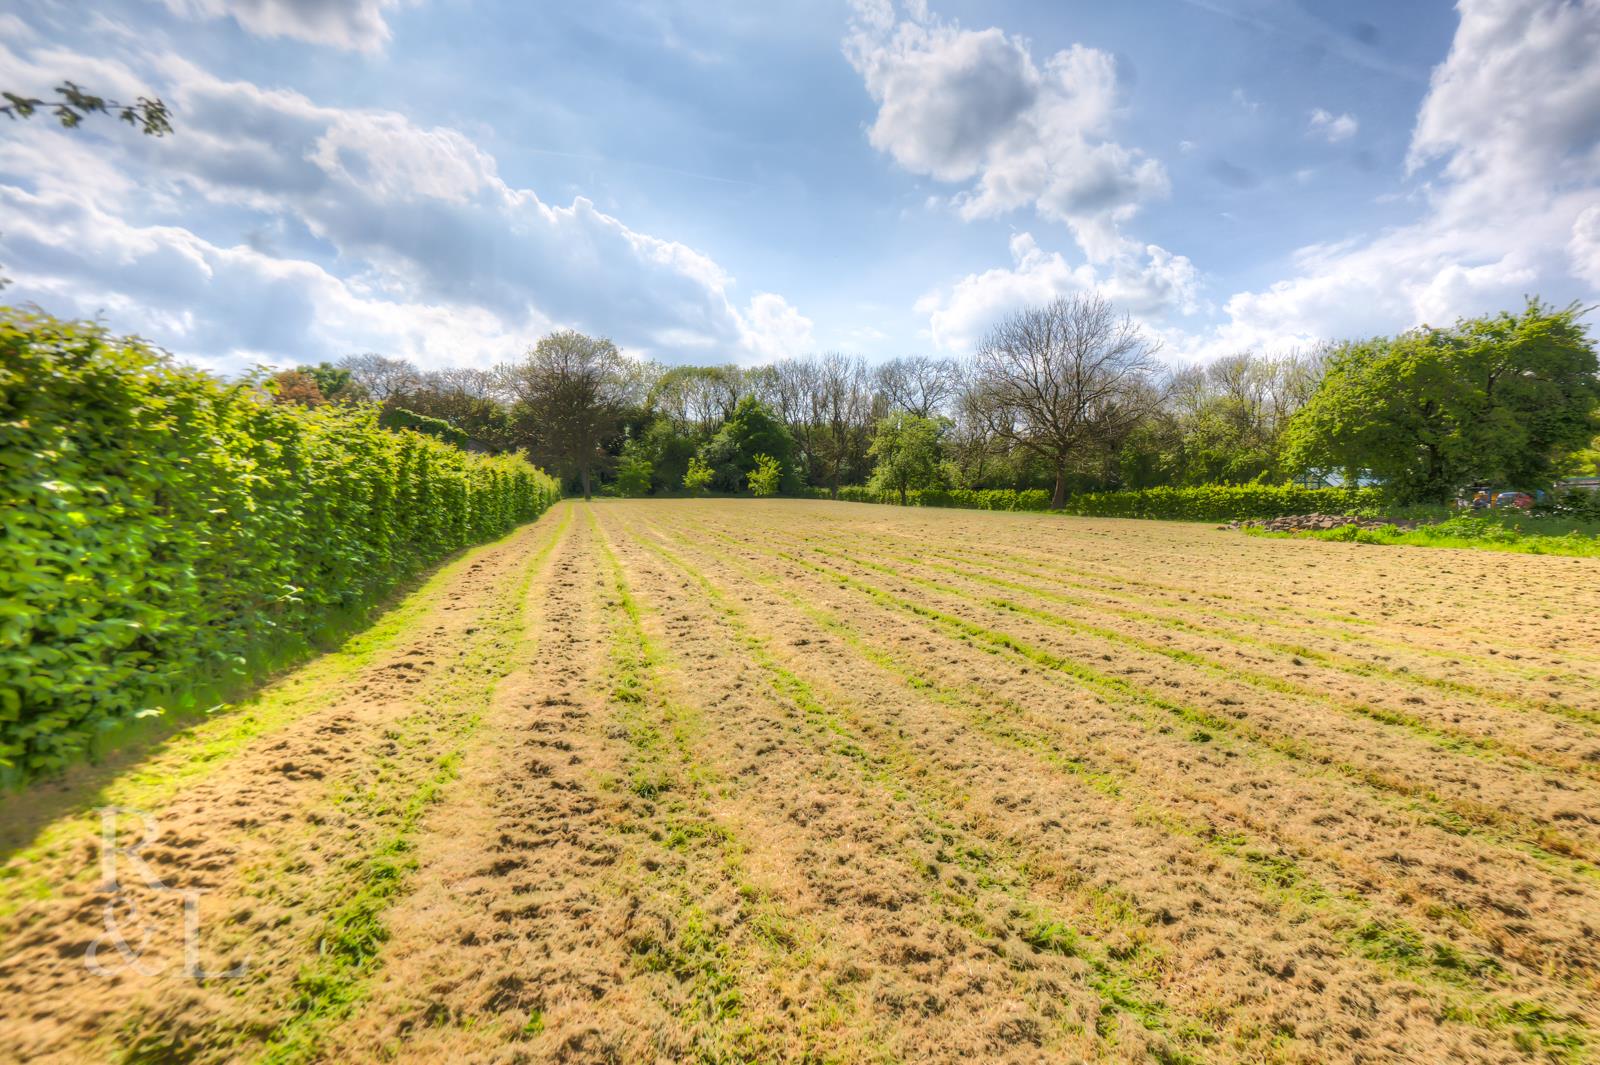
[1, 81, 172, 136]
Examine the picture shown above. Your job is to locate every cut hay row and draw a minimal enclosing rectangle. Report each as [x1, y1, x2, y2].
[600, 502, 1596, 1060]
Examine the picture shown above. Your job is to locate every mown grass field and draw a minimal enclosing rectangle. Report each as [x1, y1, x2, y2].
[3, 499, 1599, 1064]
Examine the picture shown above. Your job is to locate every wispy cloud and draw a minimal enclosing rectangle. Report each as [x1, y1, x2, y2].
[1176, 0, 1426, 84]
[1308, 108, 1358, 143]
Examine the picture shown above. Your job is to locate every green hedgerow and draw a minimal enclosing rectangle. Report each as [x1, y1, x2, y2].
[812, 483, 1381, 521]
[0, 308, 558, 780]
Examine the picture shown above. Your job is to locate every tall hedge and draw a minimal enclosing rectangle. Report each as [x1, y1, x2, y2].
[1, 310, 558, 778]
[812, 483, 1383, 520]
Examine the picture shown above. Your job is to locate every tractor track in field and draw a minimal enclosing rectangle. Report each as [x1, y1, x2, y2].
[2, 499, 1598, 1064]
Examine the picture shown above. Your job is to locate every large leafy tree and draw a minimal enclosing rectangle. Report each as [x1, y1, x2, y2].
[296, 362, 360, 403]
[612, 444, 654, 497]
[697, 396, 800, 493]
[499, 330, 639, 499]
[868, 413, 945, 504]
[628, 416, 700, 493]
[1284, 301, 1600, 502]
[393, 367, 515, 451]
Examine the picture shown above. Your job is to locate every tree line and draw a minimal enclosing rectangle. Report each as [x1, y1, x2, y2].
[268, 295, 1600, 506]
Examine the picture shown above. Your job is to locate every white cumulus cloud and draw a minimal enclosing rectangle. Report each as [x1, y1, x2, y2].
[1185, 0, 1600, 360]
[0, 44, 813, 369]
[844, 2, 1166, 230]
[1571, 205, 1600, 288]
[163, 0, 403, 52]
[915, 231, 1197, 352]
[845, 0, 1198, 344]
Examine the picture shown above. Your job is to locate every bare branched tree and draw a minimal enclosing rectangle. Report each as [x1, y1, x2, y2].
[970, 294, 1164, 508]
[812, 353, 875, 498]
[338, 353, 421, 403]
[945, 367, 1008, 486]
[874, 355, 961, 419]
[751, 358, 821, 481]
[1154, 345, 1333, 484]
[649, 365, 747, 433]
[427, 366, 502, 401]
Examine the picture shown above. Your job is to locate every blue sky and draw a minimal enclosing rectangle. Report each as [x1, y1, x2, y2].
[2, 0, 1598, 371]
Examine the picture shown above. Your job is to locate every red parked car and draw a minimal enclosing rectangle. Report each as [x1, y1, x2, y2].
[1493, 491, 1534, 510]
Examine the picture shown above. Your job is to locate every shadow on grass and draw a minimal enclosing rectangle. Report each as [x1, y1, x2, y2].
[0, 549, 464, 864]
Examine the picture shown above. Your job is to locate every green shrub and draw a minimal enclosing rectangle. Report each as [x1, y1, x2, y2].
[747, 454, 781, 496]
[696, 397, 800, 493]
[0, 309, 558, 780]
[1551, 487, 1600, 522]
[917, 487, 1053, 511]
[1055, 484, 1383, 521]
[683, 456, 714, 495]
[613, 449, 653, 497]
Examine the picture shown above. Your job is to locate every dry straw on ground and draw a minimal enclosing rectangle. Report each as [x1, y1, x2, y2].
[2, 499, 1597, 1063]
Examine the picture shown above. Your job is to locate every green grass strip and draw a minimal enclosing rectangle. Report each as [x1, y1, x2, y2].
[1243, 523, 1600, 559]
[0, 516, 569, 922]
[246, 507, 573, 1065]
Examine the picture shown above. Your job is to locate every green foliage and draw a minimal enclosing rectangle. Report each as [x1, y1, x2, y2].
[0, 309, 558, 781]
[1, 82, 172, 135]
[1056, 484, 1383, 521]
[816, 485, 1051, 511]
[867, 413, 945, 504]
[1551, 487, 1600, 522]
[503, 329, 639, 500]
[746, 454, 781, 497]
[298, 362, 360, 404]
[818, 483, 1381, 521]
[1150, 398, 1280, 486]
[1285, 301, 1600, 503]
[1113, 351, 1325, 490]
[613, 444, 654, 497]
[1563, 435, 1600, 479]
[696, 397, 799, 493]
[628, 416, 700, 493]
[388, 374, 513, 453]
[378, 406, 470, 448]
[683, 456, 714, 495]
